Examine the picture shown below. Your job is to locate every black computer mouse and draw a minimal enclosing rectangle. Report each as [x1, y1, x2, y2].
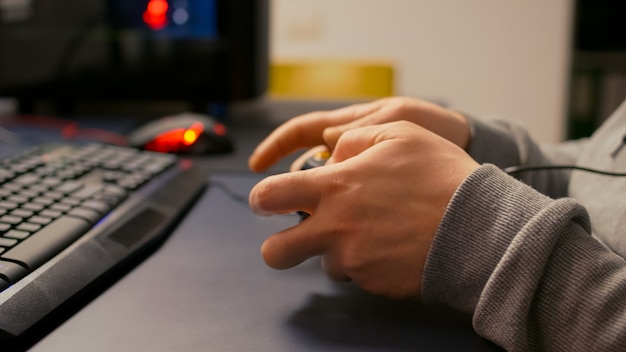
[127, 112, 234, 155]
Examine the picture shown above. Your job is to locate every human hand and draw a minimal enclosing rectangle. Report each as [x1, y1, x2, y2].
[248, 97, 471, 173]
[249, 121, 479, 298]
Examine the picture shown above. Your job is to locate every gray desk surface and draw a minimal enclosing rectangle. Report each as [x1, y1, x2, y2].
[9, 99, 501, 351]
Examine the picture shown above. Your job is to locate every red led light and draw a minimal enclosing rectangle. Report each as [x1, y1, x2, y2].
[183, 122, 205, 145]
[143, 0, 169, 30]
[147, 0, 168, 14]
[183, 129, 198, 145]
[143, 121, 205, 153]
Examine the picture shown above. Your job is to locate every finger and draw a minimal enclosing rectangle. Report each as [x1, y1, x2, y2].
[330, 124, 387, 163]
[322, 112, 379, 149]
[331, 121, 421, 163]
[260, 218, 330, 269]
[249, 171, 322, 216]
[248, 112, 326, 172]
[322, 101, 398, 148]
[248, 101, 383, 172]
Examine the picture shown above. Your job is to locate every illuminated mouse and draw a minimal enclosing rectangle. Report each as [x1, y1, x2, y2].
[127, 112, 234, 154]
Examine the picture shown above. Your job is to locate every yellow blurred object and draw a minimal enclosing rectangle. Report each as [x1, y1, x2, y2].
[269, 60, 394, 99]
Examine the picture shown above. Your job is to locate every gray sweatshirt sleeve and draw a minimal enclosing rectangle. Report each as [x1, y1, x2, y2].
[421, 165, 626, 351]
[466, 116, 589, 199]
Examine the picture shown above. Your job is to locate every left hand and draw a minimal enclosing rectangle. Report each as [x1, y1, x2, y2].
[249, 121, 479, 298]
[248, 97, 470, 173]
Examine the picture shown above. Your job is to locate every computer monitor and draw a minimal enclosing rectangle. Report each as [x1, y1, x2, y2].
[574, 0, 626, 52]
[0, 0, 269, 114]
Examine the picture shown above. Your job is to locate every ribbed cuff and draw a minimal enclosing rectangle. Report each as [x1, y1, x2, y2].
[421, 164, 554, 312]
[466, 117, 521, 168]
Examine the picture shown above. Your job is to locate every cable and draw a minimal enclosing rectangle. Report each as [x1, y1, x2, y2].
[209, 179, 298, 219]
[504, 165, 626, 177]
[210, 180, 250, 207]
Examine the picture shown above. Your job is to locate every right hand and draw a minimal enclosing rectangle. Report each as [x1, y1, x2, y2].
[248, 96, 471, 173]
[249, 121, 479, 298]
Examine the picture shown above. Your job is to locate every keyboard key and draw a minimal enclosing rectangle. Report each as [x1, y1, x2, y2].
[18, 189, 40, 198]
[102, 161, 122, 170]
[28, 216, 53, 226]
[13, 174, 40, 186]
[1, 216, 91, 269]
[11, 209, 34, 218]
[117, 179, 141, 190]
[0, 215, 23, 225]
[16, 223, 42, 233]
[103, 185, 127, 196]
[71, 184, 104, 199]
[8, 195, 28, 204]
[39, 209, 63, 219]
[32, 197, 55, 206]
[0, 237, 18, 247]
[61, 197, 81, 206]
[42, 191, 64, 201]
[42, 178, 62, 187]
[67, 208, 102, 224]
[4, 230, 30, 240]
[3, 183, 23, 192]
[0, 201, 18, 210]
[22, 202, 45, 212]
[28, 184, 50, 193]
[50, 203, 72, 212]
[56, 170, 77, 180]
[0, 169, 15, 180]
[0, 259, 29, 283]
[81, 200, 112, 214]
[56, 181, 84, 194]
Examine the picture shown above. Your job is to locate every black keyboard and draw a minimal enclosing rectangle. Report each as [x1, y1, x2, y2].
[0, 143, 209, 339]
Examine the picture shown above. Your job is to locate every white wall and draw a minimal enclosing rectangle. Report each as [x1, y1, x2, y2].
[270, 0, 574, 143]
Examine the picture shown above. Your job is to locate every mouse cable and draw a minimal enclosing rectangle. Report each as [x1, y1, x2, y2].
[504, 165, 626, 177]
[209, 180, 250, 206]
[210, 179, 299, 219]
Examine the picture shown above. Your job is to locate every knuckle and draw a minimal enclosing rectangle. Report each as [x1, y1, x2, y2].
[325, 173, 350, 194]
[387, 97, 411, 112]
